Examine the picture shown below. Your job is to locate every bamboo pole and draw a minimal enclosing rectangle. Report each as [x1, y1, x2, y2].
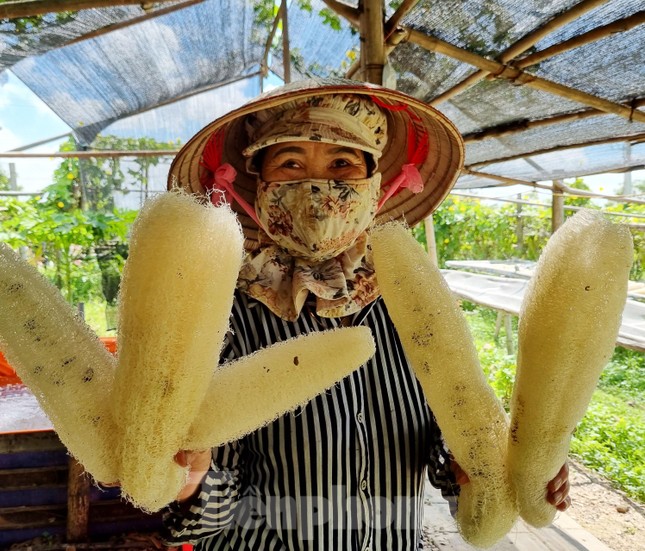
[462, 168, 553, 190]
[261, 5, 284, 79]
[552, 179, 565, 233]
[9, 132, 72, 152]
[0, 0, 177, 19]
[281, 0, 291, 83]
[64, 0, 205, 48]
[515, 10, 645, 69]
[515, 195, 524, 255]
[322, 0, 359, 27]
[346, 27, 406, 79]
[423, 214, 438, 266]
[428, 0, 609, 104]
[360, 0, 386, 85]
[461, 168, 645, 205]
[384, 0, 419, 38]
[467, 132, 645, 169]
[499, 0, 609, 64]
[406, 28, 645, 123]
[462, 98, 645, 143]
[344, 0, 415, 79]
[430, 70, 491, 106]
[452, 191, 645, 218]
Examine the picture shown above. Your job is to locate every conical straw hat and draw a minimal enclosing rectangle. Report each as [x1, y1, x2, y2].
[168, 77, 464, 250]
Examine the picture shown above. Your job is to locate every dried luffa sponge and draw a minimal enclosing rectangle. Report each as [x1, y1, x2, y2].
[371, 222, 517, 548]
[509, 209, 632, 527]
[112, 191, 244, 512]
[185, 327, 376, 450]
[0, 244, 119, 483]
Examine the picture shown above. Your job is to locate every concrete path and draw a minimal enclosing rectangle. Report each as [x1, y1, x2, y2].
[422, 485, 613, 551]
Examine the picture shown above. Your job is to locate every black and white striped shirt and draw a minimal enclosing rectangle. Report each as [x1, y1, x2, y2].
[162, 291, 458, 550]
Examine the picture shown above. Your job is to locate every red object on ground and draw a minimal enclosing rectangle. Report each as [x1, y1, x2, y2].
[0, 337, 118, 385]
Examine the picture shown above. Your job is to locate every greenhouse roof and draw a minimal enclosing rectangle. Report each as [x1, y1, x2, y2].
[1, 0, 644, 191]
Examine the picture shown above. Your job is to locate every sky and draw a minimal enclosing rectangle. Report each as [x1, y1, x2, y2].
[0, 71, 71, 193]
[0, 69, 643, 199]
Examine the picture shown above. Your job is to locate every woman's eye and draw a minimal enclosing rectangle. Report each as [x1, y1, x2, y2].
[332, 159, 351, 168]
[280, 160, 301, 169]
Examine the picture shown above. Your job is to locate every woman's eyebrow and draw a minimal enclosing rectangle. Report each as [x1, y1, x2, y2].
[327, 146, 363, 158]
[270, 145, 307, 156]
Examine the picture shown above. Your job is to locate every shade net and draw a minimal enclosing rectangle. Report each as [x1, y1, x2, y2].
[0, 2, 188, 70]
[1, 0, 644, 185]
[5, 0, 268, 145]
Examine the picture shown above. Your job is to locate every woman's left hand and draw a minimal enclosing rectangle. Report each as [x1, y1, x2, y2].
[449, 459, 571, 511]
[546, 462, 571, 511]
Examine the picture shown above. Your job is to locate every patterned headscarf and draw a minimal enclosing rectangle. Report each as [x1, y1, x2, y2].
[243, 94, 388, 164]
[236, 95, 388, 321]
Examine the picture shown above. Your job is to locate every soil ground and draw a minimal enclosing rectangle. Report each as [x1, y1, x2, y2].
[422, 458, 645, 551]
[564, 459, 645, 551]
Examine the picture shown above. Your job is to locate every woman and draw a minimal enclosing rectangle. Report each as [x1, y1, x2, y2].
[162, 78, 570, 550]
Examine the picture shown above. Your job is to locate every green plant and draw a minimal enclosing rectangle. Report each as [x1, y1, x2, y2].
[0, 134, 167, 306]
[570, 390, 645, 502]
[463, 305, 645, 502]
[0, 167, 11, 190]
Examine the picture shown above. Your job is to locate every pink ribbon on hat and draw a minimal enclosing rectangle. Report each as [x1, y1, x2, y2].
[200, 129, 260, 226]
[369, 95, 430, 213]
[377, 163, 424, 211]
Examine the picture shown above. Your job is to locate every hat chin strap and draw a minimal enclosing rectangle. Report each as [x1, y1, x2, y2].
[208, 163, 261, 227]
[377, 163, 424, 213]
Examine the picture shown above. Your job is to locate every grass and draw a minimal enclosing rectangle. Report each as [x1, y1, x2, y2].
[462, 302, 645, 503]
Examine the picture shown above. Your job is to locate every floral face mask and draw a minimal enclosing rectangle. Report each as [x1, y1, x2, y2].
[255, 175, 381, 262]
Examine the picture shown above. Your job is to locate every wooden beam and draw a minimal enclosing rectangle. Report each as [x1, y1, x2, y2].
[64, 0, 205, 48]
[405, 28, 645, 123]
[467, 132, 645, 169]
[462, 97, 645, 143]
[360, 0, 385, 85]
[429, 0, 610, 104]
[515, 10, 645, 69]
[66, 458, 90, 542]
[0, 0, 177, 19]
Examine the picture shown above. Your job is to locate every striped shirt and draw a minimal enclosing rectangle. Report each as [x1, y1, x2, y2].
[162, 291, 458, 550]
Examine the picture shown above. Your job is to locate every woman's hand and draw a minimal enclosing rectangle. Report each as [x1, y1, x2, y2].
[546, 462, 571, 511]
[450, 459, 571, 511]
[174, 449, 213, 502]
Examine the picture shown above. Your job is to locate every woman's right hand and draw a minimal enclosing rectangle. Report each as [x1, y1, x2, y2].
[173, 449, 213, 502]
